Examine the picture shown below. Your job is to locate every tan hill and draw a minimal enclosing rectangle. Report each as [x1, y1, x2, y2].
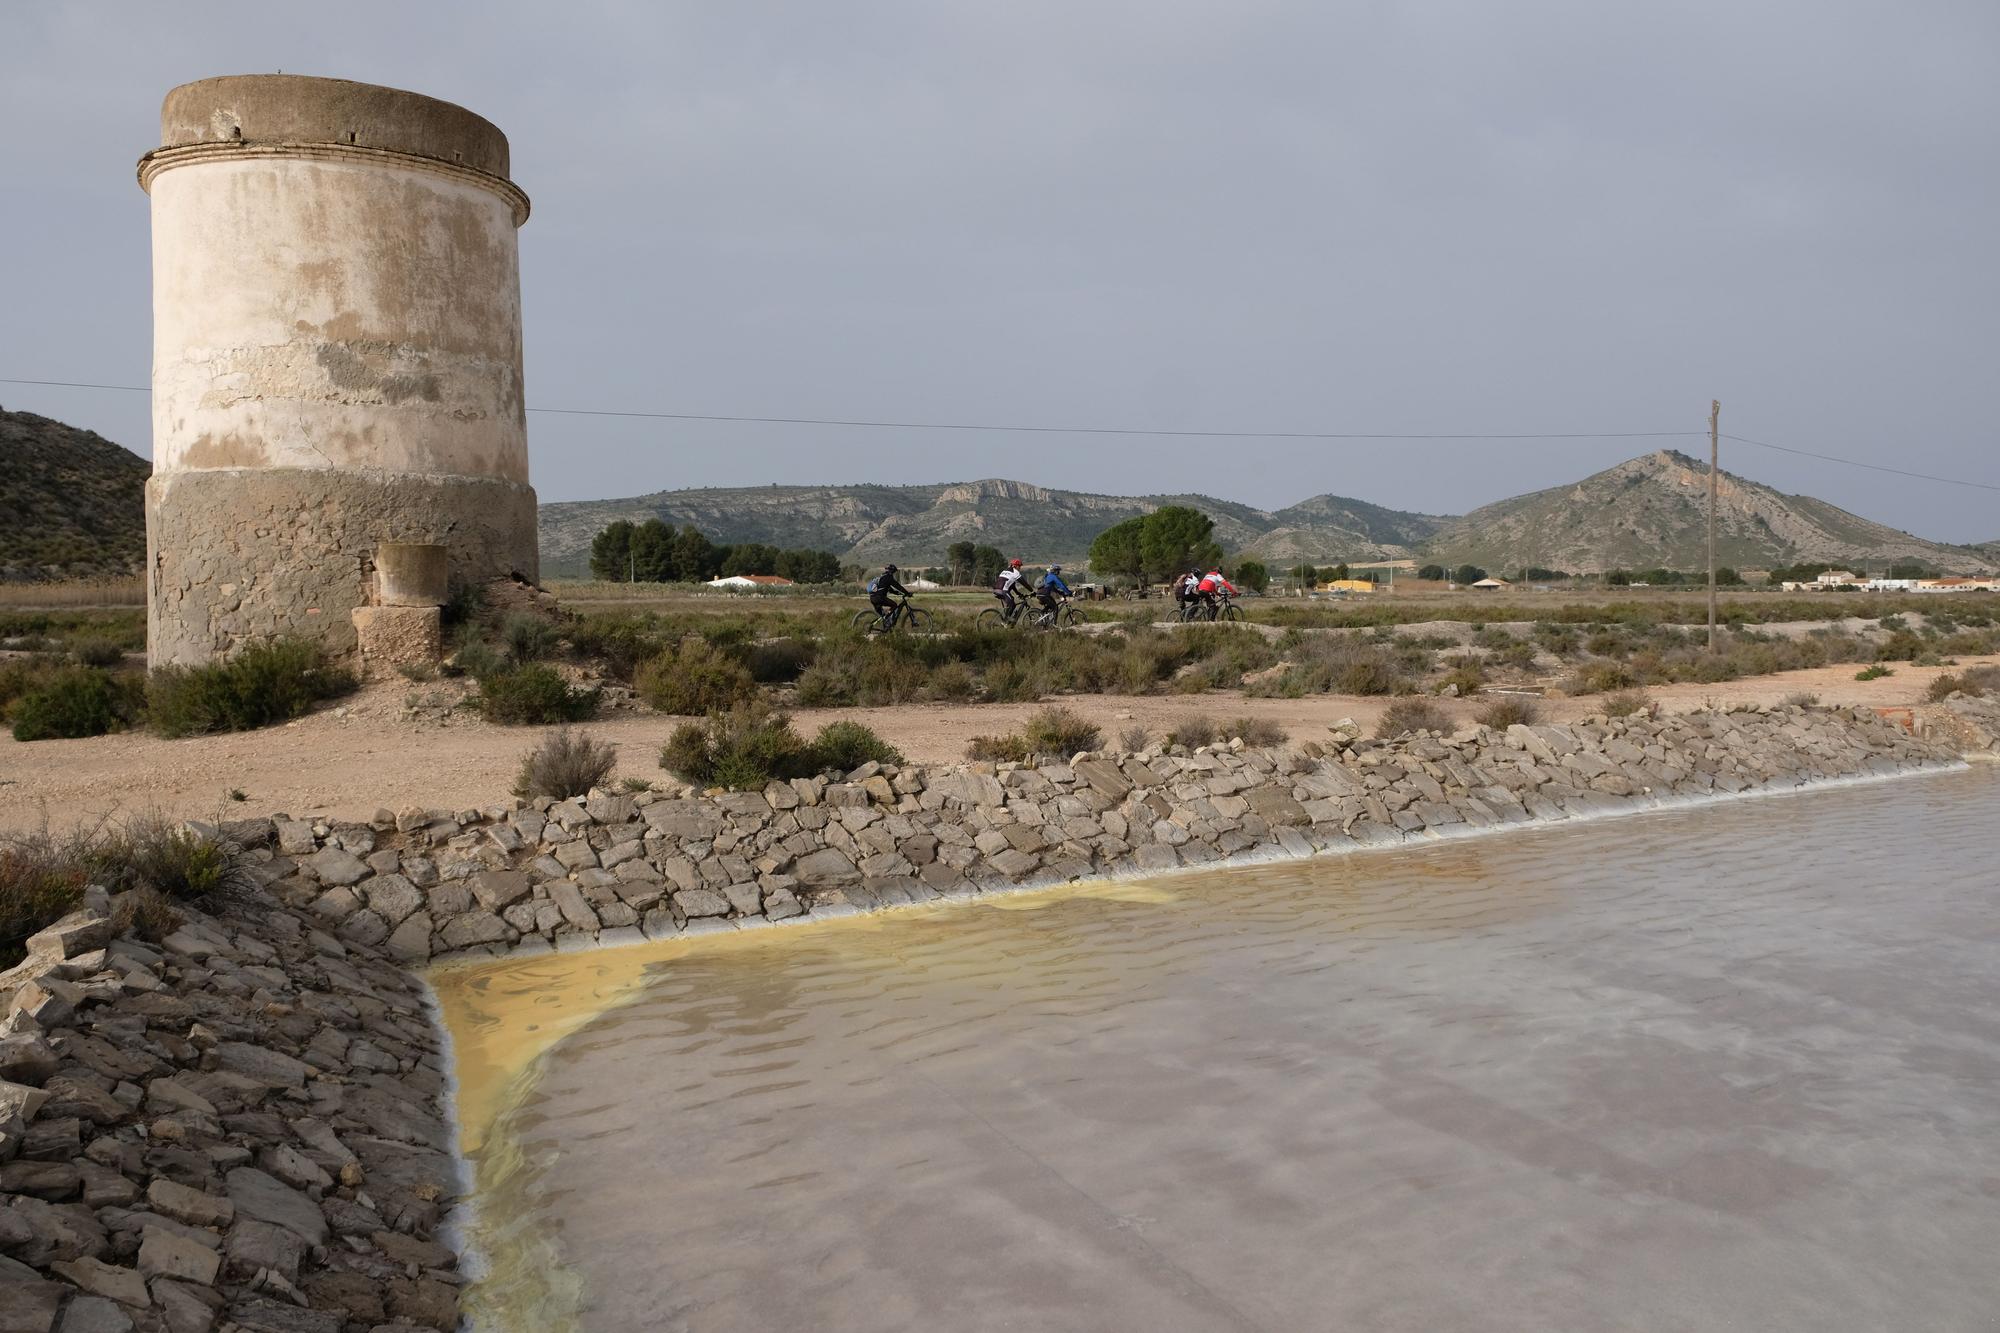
[1422, 450, 1989, 575]
[0, 406, 151, 581]
[537, 478, 1444, 575]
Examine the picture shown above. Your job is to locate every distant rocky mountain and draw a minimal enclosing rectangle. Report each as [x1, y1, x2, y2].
[4, 405, 1983, 583]
[1422, 450, 1985, 574]
[0, 406, 150, 580]
[538, 478, 1445, 575]
[540, 451, 1990, 577]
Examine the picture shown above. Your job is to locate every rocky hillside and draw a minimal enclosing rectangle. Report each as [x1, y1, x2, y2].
[0, 408, 150, 581]
[538, 478, 1445, 575]
[1421, 450, 1986, 574]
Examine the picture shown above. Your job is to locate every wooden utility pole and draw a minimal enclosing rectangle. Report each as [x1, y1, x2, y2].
[1707, 399, 1720, 652]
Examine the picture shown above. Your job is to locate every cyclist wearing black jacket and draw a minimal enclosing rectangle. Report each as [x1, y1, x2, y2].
[868, 564, 910, 619]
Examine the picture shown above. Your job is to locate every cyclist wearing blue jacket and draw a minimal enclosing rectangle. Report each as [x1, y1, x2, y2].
[1036, 564, 1072, 614]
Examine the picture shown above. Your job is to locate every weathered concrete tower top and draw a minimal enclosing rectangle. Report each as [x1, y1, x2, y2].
[139, 74, 538, 666]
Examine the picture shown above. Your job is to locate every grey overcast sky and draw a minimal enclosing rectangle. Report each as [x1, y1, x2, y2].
[3, 2, 1996, 539]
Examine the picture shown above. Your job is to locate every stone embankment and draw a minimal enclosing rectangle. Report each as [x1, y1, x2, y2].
[1, 890, 460, 1332]
[259, 701, 1968, 966]
[3, 696, 1995, 1331]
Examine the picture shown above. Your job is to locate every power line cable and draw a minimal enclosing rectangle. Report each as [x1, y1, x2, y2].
[1720, 432, 2000, 494]
[5, 374, 1995, 492]
[0, 377, 1697, 442]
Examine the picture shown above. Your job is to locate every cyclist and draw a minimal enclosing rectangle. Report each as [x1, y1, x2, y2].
[994, 558, 1029, 621]
[1196, 567, 1237, 617]
[1036, 563, 1073, 617]
[1170, 567, 1201, 616]
[867, 563, 910, 626]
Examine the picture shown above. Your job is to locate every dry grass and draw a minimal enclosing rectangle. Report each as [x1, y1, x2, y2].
[0, 577, 145, 609]
[514, 728, 618, 800]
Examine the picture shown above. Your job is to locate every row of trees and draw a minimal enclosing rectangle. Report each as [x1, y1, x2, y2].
[588, 519, 843, 584]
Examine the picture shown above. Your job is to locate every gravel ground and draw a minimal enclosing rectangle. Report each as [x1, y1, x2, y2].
[2, 654, 1991, 834]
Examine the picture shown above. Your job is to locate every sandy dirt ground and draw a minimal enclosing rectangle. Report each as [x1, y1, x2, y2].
[2, 655, 1991, 834]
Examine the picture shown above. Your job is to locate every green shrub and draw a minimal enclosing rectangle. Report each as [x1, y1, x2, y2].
[808, 720, 904, 772]
[745, 638, 816, 684]
[969, 706, 1102, 762]
[449, 639, 509, 680]
[1437, 661, 1485, 697]
[501, 612, 564, 662]
[11, 667, 143, 741]
[477, 663, 600, 724]
[70, 637, 126, 668]
[1855, 664, 1893, 681]
[515, 727, 618, 799]
[1377, 697, 1449, 738]
[1601, 689, 1652, 718]
[1474, 696, 1542, 729]
[635, 639, 758, 714]
[147, 639, 355, 737]
[661, 704, 810, 791]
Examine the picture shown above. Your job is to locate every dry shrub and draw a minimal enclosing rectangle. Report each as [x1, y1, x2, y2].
[1167, 716, 1218, 749]
[1474, 696, 1542, 729]
[514, 727, 618, 800]
[500, 612, 564, 662]
[93, 814, 252, 907]
[1783, 691, 1821, 708]
[1601, 689, 1653, 718]
[109, 887, 182, 944]
[1223, 715, 1286, 747]
[1377, 697, 1450, 738]
[0, 838, 87, 966]
[70, 637, 126, 668]
[1118, 725, 1151, 752]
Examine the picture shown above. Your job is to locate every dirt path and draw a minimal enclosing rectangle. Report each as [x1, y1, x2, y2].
[3, 656, 1990, 834]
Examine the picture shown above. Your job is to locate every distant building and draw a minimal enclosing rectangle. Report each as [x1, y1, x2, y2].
[1469, 577, 1512, 591]
[705, 574, 794, 589]
[1319, 578, 1379, 594]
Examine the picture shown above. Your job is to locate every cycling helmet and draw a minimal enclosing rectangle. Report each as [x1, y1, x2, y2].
[884, 563, 898, 573]
[1009, 558, 1023, 569]
[1050, 564, 1063, 573]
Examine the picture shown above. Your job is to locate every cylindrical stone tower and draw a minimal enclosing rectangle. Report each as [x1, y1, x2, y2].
[137, 74, 538, 666]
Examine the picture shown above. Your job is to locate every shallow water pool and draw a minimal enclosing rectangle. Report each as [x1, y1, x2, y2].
[436, 766, 2000, 1331]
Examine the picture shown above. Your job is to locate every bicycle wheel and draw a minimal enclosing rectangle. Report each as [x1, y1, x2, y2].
[1220, 604, 1244, 622]
[1056, 606, 1084, 628]
[850, 609, 878, 632]
[975, 608, 1007, 631]
[903, 607, 934, 632]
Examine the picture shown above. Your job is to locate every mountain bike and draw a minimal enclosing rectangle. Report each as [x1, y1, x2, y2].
[1179, 592, 1243, 623]
[1030, 594, 1084, 630]
[852, 595, 932, 634]
[974, 597, 1032, 631]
